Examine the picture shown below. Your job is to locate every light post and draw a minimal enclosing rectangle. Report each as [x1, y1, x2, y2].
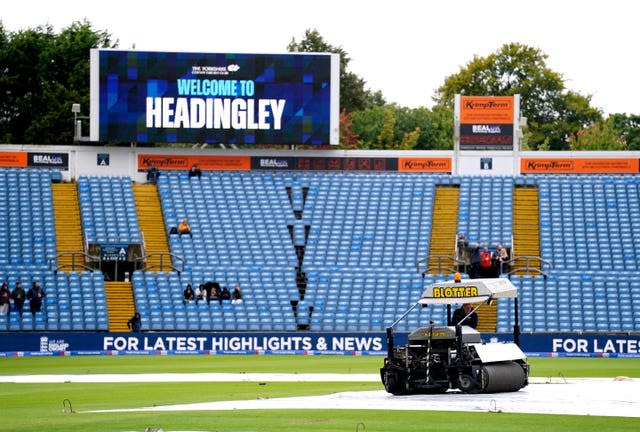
[71, 103, 89, 142]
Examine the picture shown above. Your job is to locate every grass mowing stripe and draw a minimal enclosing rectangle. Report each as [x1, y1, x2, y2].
[1, 356, 639, 431]
[1, 355, 639, 377]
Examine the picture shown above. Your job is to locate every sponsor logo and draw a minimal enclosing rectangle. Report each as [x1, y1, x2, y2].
[40, 336, 70, 352]
[190, 64, 240, 76]
[526, 160, 575, 171]
[432, 286, 479, 298]
[472, 125, 502, 134]
[259, 158, 290, 168]
[402, 159, 449, 170]
[464, 100, 511, 110]
[140, 156, 189, 169]
[32, 154, 65, 165]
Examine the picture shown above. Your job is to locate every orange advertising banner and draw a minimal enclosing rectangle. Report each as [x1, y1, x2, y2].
[138, 154, 251, 171]
[460, 96, 514, 124]
[0, 152, 28, 167]
[521, 158, 639, 174]
[398, 157, 452, 173]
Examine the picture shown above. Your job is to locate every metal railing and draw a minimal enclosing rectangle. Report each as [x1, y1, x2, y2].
[505, 255, 553, 278]
[134, 252, 185, 274]
[416, 254, 465, 277]
[49, 251, 101, 273]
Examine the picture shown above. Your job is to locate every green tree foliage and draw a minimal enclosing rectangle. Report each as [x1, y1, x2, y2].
[0, 21, 114, 144]
[375, 108, 396, 149]
[400, 127, 421, 150]
[612, 113, 640, 150]
[433, 43, 602, 150]
[568, 116, 626, 150]
[351, 104, 453, 150]
[288, 29, 384, 113]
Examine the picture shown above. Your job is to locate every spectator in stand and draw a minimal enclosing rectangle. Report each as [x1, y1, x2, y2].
[127, 312, 142, 332]
[208, 283, 220, 305]
[11, 281, 26, 317]
[188, 164, 202, 179]
[183, 284, 195, 305]
[457, 232, 469, 265]
[452, 303, 478, 328]
[178, 218, 192, 238]
[469, 244, 481, 279]
[0, 282, 10, 315]
[220, 286, 231, 302]
[27, 280, 46, 317]
[493, 244, 509, 276]
[195, 284, 207, 305]
[479, 246, 493, 278]
[146, 163, 160, 185]
[231, 284, 243, 305]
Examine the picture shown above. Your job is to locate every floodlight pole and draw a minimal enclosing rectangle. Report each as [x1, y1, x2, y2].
[72, 103, 90, 142]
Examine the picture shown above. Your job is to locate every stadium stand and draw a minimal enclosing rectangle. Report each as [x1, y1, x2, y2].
[2, 168, 640, 333]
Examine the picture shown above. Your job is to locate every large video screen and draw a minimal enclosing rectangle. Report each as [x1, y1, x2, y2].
[90, 49, 339, 145]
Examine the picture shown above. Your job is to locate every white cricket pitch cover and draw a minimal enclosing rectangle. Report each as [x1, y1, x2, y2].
[1, 373, 638, 418]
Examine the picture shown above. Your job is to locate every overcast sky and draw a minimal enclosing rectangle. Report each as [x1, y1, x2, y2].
[3, 0, 639, 115]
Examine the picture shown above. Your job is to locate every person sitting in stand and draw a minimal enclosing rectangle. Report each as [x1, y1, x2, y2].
[178, 218, 192, 238]
[188, 164, 202, 179]
[146, 163, 160, 185]
[220, 286, 231, 302]
[203, 280, 220, 303]
[207, 284, 220, 305]
[231, 284, 243, 305]
[183, 284, 195, 305]
[452, 303, 478, 329]
[195, 284, 207, 305]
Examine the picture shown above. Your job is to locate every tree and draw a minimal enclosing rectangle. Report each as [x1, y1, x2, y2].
[0, 20, 114, 144]
[433, 43, 602, 150]
[338, 110, 359, 149]
[350, 104, 453, 150]
[375, 108, 396, 149]
[612, 113, 640, 150]
[568, 116, 626, 150]
[288, 29, 383, 113]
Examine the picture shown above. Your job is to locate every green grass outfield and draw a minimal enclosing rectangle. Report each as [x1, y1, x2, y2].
[0, 355, 639, 432]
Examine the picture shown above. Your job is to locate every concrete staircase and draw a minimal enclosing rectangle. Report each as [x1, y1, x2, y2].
[427, 186, 459, 275]
[426, 185, 497, 332]
[51, 183, 85, 271]
[133, 183, 172, 271]
[512, 186, 541, 274]
[105, 281, 136, 332]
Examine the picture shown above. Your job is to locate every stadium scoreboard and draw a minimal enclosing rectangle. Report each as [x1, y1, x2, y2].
[90, 49, 340, 145]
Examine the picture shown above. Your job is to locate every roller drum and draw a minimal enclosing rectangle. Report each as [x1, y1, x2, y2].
[480, 362, 526, 393]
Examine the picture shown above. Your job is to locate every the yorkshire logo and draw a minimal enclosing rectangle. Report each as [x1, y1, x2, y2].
[432, 286, 479, 298]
